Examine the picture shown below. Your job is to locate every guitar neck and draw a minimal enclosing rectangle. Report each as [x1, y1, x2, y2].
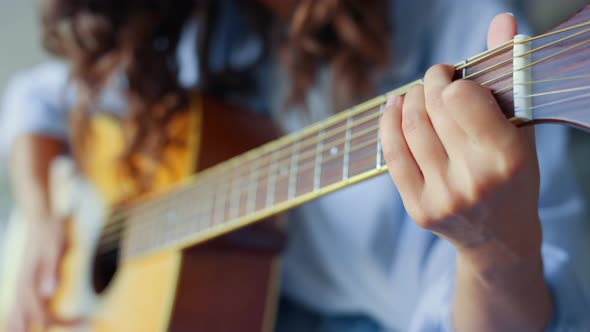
[120, 90, 394, 259]
[119, 61, 516, 260]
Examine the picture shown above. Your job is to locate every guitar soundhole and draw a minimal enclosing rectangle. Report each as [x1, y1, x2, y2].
[93, 248, 118, 294]
[92, 214, 123, 294]
[92, 246, 120, 294]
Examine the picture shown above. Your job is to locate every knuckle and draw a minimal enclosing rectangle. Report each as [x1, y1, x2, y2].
[382, 145, 401, 167]
[497, 152, 526, 179]
[437, 189, 466, 219]
[425, 64, 451, 81]
[401, 113, 418, 136]
[416, 211, 446, 231]
[405, 84, 423, 100]
[442, 79, 476, 105]
[464, 180, 488, 205]
[407, 205, 431, 228]
[425, 94, 444, 113]
[401, 195, 428, 225]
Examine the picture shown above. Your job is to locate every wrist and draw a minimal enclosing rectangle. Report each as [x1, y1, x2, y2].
[456, 243, 544, 288]
[453, 249, 552, 332]
[454, 212, 542, 269]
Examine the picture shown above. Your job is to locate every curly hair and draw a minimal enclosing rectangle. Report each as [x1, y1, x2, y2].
[282, 0, 390, 112]
[41, 0, 195, 191]
[40, 0, 390, 191]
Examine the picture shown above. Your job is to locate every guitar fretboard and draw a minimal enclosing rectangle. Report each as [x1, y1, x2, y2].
[121, 94, 394, 259]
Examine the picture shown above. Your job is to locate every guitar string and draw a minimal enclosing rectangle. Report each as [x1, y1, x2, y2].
[101, 79, 590, 254]
[110, 43, 588, 235]
[112, 71, 590, 254]
[97, 140, 385, 253]
[106, 22, 590, 226]
[97, 134, 384, 249]
[99, 55, 579, 254]
[453, 19, 590, 75]
[146, 25, 590, 192]
[480, 37, 590, 87]
[96, 25, 590, 249]
[453, 19, 590, 73]
[100, 80, 590, 253]
[97, 18, 590, 252]
[493, 74, 590, 95]
[526, 91, 590, 111]
[515, 85, 590, 98]
[102, 80, 590, 254]
[463, 25, 590, 81]
[98, 75, 590, 251]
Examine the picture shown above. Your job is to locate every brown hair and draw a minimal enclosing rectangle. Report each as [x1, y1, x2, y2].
[41, 0, 390, 191]
[283, 0, 390, 112]
[41, 0, 195, 190]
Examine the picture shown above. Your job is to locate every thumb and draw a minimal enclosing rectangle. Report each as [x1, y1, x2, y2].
[39, 229, 68, 298]
[39, 260, 58, 298]
[487, 13, 517, 50]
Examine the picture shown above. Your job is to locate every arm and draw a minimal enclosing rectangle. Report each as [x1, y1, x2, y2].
[0, 63, 73, 332]
[10, 134, 64, 226]
[7, 134, 70, 332]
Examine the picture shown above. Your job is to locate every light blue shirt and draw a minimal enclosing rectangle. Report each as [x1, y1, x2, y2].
[1, 0, 589, 331]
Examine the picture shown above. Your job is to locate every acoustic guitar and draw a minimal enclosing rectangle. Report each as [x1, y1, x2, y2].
[1, 4, 590, 331]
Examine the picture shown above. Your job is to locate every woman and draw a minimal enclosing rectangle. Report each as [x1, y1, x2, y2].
[1, 0, 588, 331]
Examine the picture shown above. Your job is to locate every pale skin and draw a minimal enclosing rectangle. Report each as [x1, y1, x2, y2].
[7, 135, 76, 332]
[8, 12, 551, 332]
[379, 13, 551, 332]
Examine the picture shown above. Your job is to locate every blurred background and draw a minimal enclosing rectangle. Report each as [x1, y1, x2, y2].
[0, 0, 588, 239]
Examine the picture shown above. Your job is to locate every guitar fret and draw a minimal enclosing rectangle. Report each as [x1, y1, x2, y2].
[189, 183, 213, 232]
[165, 198, 178, 244]
[200, 181, 215, 229]
[176, 189, 191, 235]
[376, 103, 385, 168]
[313, 127, 325, 192]
[266, 149, 280, 208]
[213, 178, 228, 224]
[342, 114, 353, 180]
[247, 157, 260, 214]
[228, 164, 241, 220]
[288, 141, 301, 200]
[462, 59, 468, 78]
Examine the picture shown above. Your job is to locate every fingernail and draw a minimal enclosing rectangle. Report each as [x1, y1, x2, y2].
[41, 277, 57, 296]
[505, 12, 514, 16]
[386, 95, 401, 108]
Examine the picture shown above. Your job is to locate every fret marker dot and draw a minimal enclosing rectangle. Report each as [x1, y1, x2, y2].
[330, 147, 338, 156]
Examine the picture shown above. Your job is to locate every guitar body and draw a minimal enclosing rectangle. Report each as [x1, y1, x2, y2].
[0, 97, 285, 332]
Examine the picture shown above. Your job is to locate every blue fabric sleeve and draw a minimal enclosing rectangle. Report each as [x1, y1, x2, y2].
[0, 18, 201, 161]
[0, 62, 72, 159]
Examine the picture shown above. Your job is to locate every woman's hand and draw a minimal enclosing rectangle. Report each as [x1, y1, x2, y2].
[6, 216, 74, 332]
[379, 13, 552, 332]
[379, 39, 540, 266]
[6, 134, 82, 332]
